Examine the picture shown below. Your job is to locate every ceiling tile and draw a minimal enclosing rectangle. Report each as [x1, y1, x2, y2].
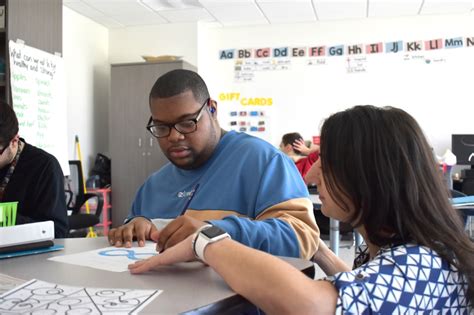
[199, 0, 256, 4]
[111, 10, 168, 26]
[89, 15, 125, 28]
[257, 1, 317, 23]
[84, 2, 155, 16]
[64, 0, 474, 29]
[420, 0, 473, 15]
[158, 8, 215, 22]
[368, 0, 423, 18]
[202, 2, 269, 26]
[82, 0, 135, 3]
[312, 0, 367, 20]
[64, 2, 105, 18]
[257, 0, 311, 2]
[141, 0, 204, 10]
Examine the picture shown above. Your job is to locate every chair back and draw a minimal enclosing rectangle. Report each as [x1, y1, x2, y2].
[450, 189, 474, 233]
[66, 160, 84, 212]
[65, 160, 104, 237]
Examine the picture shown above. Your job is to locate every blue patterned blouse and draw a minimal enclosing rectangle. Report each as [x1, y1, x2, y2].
[327, 244, 472, 314]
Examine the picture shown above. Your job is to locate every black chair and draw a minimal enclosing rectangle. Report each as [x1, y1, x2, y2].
[450, 189, 474, 237]
[66, 160, 104, 237]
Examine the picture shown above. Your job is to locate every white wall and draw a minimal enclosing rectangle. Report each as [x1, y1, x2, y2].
[198, 14, 474, 158]
[108, 23, 198, 66]
[63, 7, 109, 175]
[65, 12, 474, 175]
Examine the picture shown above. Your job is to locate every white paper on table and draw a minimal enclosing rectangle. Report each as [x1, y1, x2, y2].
[48, 242, 158, 272]
[0, 273, 26, 295]
[0, 279, 162, 314]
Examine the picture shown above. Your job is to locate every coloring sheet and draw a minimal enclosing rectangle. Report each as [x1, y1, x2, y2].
[48, 242, 157, 272]
[0, 279, 161, 314]
[0, 273, 26, 296]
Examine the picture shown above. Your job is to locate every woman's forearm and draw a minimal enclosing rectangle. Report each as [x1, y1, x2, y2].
[312, 240, 351, 276]
[205, 239, 337, 314]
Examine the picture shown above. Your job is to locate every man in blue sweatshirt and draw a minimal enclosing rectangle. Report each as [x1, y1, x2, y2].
[108, 70, 319, 259]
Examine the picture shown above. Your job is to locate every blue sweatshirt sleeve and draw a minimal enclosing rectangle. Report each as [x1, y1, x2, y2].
[209, 153, 318, 258]
[210, 215, 301, 257]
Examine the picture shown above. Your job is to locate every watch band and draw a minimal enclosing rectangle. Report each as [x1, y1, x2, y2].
[192, 224, 213, 261]
[192, 225, 230, 264]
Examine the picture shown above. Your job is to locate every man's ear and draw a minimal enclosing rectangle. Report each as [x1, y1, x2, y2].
[209, 99, 217, 116]
[11, 134, 20, 143]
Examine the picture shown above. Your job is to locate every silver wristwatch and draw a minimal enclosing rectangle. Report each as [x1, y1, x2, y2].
[192, 225, 230, 263]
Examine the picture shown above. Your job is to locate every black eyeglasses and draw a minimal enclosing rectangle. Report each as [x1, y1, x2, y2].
[146, 99, 209, 138]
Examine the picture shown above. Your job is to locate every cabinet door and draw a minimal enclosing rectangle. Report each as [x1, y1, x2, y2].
[110, 65, 150, 226]
[110, 62, 189, 225]
[140, 63, 181, 177]
[144, 135, 168, 176]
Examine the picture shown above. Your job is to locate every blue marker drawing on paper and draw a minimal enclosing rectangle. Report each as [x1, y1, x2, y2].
[98, 249, 156, 261]
[48, 242, 158, 272]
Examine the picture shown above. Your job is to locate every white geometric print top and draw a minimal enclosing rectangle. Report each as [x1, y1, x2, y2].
[327, 244, 472, 314]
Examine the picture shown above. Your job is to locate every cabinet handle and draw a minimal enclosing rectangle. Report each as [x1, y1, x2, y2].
[138, 138, 142, 147]
[149, 138, 153, 147]
[147, 152, 151, 156]
[142, 152, 146, 156]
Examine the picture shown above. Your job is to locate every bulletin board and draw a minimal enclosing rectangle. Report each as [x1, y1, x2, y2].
[212, 37, 474, 153]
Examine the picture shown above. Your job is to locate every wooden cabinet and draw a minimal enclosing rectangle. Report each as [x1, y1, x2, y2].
[0, 0, 62, 103]
[109, 61, 196, 226]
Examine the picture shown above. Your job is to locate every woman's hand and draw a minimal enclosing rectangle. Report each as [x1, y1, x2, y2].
[128, 233, 196, 274]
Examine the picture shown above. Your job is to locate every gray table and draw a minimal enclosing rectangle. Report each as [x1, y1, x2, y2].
[0, 237, 314, 314]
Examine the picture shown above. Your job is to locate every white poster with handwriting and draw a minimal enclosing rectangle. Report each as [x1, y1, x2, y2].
[9, 40, 68, 174]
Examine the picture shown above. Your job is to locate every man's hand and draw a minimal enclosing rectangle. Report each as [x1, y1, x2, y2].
[108, 217, 157, 248]
[153, 216, 207, 252]
[292, 139, 319, 156]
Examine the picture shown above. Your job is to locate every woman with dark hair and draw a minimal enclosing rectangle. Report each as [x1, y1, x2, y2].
[129, 105, 473, 314]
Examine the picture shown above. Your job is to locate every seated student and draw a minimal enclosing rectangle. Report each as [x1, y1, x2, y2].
[304, 159, 319, 186]
[129, 105, 474, 314]
[279, 132, 305, 162]
[0, 101, 68, 238]
[108, 70, 319, 259]
[292, 138, 319, 180]
[280, 133, 320, 179]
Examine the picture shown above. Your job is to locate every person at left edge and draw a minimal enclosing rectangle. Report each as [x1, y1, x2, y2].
[0, 101, 68, 238]
[108, 69, 319, 259]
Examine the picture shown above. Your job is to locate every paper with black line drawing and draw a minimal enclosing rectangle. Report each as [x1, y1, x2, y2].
[0, 279, 161, 314]
[0, 273, 26, 295]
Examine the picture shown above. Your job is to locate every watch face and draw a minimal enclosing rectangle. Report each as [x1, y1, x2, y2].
[202, 226, 225, 238]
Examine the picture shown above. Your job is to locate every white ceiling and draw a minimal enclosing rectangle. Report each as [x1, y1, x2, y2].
[63, 0, 474, 29]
